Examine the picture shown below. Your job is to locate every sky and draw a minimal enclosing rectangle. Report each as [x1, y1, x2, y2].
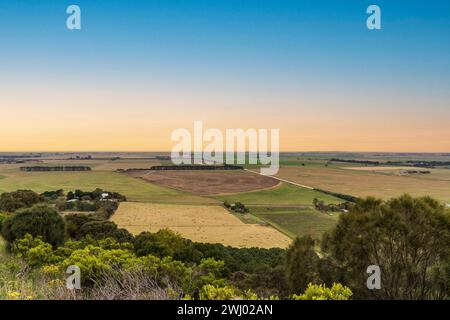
[0, 0, 449, 152]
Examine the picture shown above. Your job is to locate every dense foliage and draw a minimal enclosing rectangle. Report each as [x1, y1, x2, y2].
[291, 283, 352, 300]
[285, 236, 321, 293]
[0, 190, 44, 212]
[224, 201, 249, 213]
[66, 188, 126, 202]
[40, 189, 64, 201]
[0, 188, 448, 300]
[1, 204, 65, 247]
[79, 220, 133, 243]
[321, 195, 450, 299]
[0, 212, 9, 231]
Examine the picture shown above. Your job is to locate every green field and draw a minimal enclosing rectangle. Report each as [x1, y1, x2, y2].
[212, 180, 343, 239]
[250, 206, 339, 239]
[213, 183, 340, 206]
[4, 153, 448, 244]
[0, 169, 216, 204]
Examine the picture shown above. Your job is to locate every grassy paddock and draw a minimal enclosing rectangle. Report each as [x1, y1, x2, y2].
[250, 206, 339, 239]
[0, 169, 216, 204]
[213, 183, 340, 206]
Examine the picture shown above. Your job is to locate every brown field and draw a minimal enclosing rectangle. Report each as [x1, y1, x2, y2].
[111, 202, 291, 248]
[275, 166, 450, 202]
[127, 170, 280, 195]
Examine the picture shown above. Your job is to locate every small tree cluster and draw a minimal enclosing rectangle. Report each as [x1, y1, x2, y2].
[0, 190, 44, 212]
[224, 201, 249, 214]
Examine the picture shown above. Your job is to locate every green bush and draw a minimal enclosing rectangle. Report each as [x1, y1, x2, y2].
[0, 211, 9, 231]
[12, 234, 59, 267]
[230, 202, 249, 213]
[285, 236, 321, 293]
[61, 244, 136, 285]
[199, 284, 258, 300]
[291, 283, 352, 300]
[322, 194, 450, 299]
[134, 229, 201, 262]
[193, 258, 228, 289]
[65, 213, 101, 240]
[79, 220, 133, 243]
[60, 245, 193, 289]
[0, 190, 44, 212]
[40, 189, 64, 201]
[1, 204, 66, 247]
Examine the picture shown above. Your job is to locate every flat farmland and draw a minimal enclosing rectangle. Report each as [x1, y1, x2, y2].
[0, 168, 216, 204]
[275, 166, 450, 202]
[250, 206, 339, 239]
[214, 183, 340, 206]
[127, 170, 280, 195]
[111, 202, 291, 248]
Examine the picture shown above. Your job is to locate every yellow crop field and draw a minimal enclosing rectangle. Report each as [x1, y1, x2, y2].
[112, 202, 291, 249]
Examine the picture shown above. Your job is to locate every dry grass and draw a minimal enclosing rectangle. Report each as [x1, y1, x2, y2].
[112, 202, 291, 248]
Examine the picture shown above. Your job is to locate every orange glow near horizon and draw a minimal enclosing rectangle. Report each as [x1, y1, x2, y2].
[1, 81, 449, 153]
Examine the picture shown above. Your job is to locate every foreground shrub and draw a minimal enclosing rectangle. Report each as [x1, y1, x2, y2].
[1, 204, 65, 247]
[60, 245, 193, 290]
[285, 236, 321, 293]
[199, 284, 258, 300]
[61, 245, 136, 284]
[193, 258, 228, 289]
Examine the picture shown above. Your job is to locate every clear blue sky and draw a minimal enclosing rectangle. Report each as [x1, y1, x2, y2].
[1, 0, 449, 88]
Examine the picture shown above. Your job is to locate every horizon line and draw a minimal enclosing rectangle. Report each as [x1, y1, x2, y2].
[0, 150, 450, 154]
